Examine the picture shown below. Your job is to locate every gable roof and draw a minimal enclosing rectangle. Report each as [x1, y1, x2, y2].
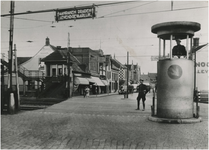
[42, 48, 81, 64]
[111, 59, 121, 68]
[20, 44, 57, 68]
[17, 57, 32, 65]
[114, 58, 126, 68]
[42, 49, 84, 73]
[41, 50, 65, 62]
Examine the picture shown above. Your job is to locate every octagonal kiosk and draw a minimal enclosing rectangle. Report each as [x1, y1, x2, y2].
[149, 21, 202, 123]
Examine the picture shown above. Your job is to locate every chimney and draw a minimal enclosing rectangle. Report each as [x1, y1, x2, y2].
[45, 37, 50, 46]
[193, 38, 199, 48]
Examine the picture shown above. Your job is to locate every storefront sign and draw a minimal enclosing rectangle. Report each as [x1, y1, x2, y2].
[55, 6, 95, 22]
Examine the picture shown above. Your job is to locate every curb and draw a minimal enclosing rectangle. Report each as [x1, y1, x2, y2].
[148, 116, 202, 124]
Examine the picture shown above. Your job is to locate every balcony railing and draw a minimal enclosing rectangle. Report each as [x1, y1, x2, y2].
[18, 65, 45, 79]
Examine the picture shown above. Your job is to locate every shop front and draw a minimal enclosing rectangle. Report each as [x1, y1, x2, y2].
[73, 75, 107, 96]
[91, 76, 105, 94]
[73, 76, 89, 96]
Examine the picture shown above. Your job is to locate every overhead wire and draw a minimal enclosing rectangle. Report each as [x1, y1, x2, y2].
[1, 23, 52, 29]
[1, 2, 207, 29]
[98, 1, 157, 18]
[2, 16, 53, 23]
[97, 5, 208, 19]
[0, 1, 142, 17]
[1, 1, 207, 57]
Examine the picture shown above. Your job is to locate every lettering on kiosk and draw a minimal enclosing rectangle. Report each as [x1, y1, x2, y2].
[196, 62, 209, 74]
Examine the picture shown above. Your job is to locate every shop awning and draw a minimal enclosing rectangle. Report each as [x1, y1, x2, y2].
[86, 77, 95, 83]
[91, 76, 105, 86]
[74, 77, 89, 85]
[101, 80, 109, 86]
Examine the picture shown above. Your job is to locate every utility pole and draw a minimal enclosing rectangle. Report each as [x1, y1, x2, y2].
[67, 32, 71, 98]
[126, 51, 129, 98]
[14, 44, 20, 111]
[9, 1, 15, 91]
[8, 1, 15, 114]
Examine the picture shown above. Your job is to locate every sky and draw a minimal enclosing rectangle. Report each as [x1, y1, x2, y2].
[1, 0, 208, 74]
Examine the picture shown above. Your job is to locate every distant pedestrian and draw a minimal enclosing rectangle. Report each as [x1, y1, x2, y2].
[84, 86, 90, 98]
[83, 88, 86, 98]
[136, 79, 149, 111]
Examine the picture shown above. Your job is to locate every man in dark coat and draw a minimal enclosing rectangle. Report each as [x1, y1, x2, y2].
[172, 39, 187, 58]
[136, 79, 149, 111]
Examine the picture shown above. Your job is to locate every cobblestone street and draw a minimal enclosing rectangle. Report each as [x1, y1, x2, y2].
[1, 93, 208, 149]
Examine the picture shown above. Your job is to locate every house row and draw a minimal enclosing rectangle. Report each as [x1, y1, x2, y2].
[2, 37, 141, 98]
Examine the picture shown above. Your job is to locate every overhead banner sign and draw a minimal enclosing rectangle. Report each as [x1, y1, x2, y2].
[55, 6, 96, 22]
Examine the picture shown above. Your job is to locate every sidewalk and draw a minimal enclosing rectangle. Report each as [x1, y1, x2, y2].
[75, 91, 119, 98]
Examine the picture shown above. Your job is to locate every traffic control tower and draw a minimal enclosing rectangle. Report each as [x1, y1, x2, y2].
[149, 21, 202, 123]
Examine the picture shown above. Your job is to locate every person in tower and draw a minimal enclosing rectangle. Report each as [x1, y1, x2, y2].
[136, 79, 149, 111]
[172, 39, 187, 58]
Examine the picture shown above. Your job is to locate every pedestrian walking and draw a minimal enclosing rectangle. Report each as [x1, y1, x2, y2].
[136, 79, 149, 111]
[84, 86, 90, 98]
[83, 88, 86, 98]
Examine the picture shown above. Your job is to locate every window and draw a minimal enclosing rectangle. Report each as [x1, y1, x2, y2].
[58, 68, 62, 75]
[52, 68, 56, 76]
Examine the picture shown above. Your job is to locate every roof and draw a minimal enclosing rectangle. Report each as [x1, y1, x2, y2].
[19, 44, 57, 66]
[17, 57, 32, 65]
[133, 65, 140, 70]
[41, 50, 66, 62]
[93, 49, 104, 56]
[72, 63, 84, 73]
[42, 49, 84, 73]
[140, 74, 150, 82]
[71, 47, 93, 53]
[148, 73, 157, 79]
[112, 58, 126, 68]
[126, 65, 132, 70]
[49, 44, 58, 51]
[42, 48, 81, 64]
[151, 21, 201, 40]
[111, 59, 121, 68]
